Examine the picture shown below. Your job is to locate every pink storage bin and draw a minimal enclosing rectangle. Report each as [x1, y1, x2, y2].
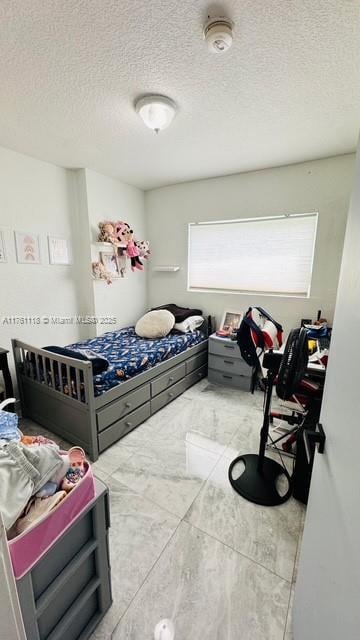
[9, 460, 96, 579]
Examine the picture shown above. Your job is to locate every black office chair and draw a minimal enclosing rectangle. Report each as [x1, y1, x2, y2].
[229, 327, 309, 506]
[269, 331, 323, 456]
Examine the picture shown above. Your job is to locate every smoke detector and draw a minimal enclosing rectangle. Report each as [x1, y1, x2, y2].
[203, 16, 234, 53]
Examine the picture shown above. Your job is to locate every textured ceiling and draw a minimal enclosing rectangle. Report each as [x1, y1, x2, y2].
[0, 0, 359, 189]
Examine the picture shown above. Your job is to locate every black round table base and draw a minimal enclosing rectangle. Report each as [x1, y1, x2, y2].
[228, 454, 292, 506]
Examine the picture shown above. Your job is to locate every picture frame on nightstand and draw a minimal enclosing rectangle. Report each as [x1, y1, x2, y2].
[219, 310, 243, 335]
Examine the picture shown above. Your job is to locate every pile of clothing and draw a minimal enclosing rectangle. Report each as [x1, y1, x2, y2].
[0, 398, 86, 538]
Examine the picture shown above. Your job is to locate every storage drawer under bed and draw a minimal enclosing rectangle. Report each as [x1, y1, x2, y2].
[98, 402, 151, 451]
[96, 384, 150, 432]
[186, 350, 208, 374]
[151, 362, 186, 397]
[151, 364, 207, 414]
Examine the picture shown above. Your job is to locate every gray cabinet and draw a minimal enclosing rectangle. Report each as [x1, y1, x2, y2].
[16, 478, 112, 640]
[208, 334, 252, 390]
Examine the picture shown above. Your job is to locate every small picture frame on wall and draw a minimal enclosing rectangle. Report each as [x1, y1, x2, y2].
[219, 310, 243, 335]
[48, 235, 72, 265]
[14, 231, 41, 264]
[0, 231, 6, 263]
[100, 251, 120, 277]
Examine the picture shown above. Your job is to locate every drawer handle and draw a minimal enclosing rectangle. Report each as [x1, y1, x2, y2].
[168, 376, 174, 382]
[168, 392, 174, 398]
[125, 402, 132, 408]
[223, 360, 234, 365]
[125, 421, 132, 428]
[224, 345, 235, 350]
[223, 375, 233, 380]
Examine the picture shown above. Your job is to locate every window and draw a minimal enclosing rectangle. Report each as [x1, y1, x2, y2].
[188, 213, 318, 297]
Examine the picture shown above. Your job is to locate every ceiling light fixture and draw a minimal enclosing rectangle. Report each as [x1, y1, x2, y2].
[203, 16, 234, 53]
[135, 95, 177, 133]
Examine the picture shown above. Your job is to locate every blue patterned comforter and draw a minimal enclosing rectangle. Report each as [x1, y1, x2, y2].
[67, 326, 206, 396]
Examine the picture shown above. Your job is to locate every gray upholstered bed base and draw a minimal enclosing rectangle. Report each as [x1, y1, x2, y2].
[12, 336, 208, 461]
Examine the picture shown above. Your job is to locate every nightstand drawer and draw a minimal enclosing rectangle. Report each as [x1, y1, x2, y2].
[208, 353, 252, 377]
[209, 338, 239, 358]
[208, 368, 251, 391]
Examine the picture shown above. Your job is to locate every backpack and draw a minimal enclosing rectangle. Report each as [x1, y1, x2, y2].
[237, 307, 283, 368]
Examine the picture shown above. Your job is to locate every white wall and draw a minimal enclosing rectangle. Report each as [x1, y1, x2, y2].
[146, 155, 355, 333]
[85, 169, 147, 334]
[0, 147, 83, 363]
[293, 142, 360, 640]
[0, 152, 148, 383]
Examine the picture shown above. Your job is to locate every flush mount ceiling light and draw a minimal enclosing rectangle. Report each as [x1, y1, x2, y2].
[135, 95, 177, 133]
[203, 16, 234, 53]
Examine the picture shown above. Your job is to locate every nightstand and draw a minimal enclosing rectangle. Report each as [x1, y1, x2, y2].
[208, 333, 253, 390]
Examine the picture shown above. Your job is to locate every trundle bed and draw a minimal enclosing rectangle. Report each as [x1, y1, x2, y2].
[12, 322, 209, 461]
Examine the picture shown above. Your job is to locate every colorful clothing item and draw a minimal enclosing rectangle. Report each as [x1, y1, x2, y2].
[0, 442, 64, 530]
[0, 401, 21, 443]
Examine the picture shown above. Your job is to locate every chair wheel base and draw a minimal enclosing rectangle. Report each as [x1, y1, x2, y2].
[228, 454, 292, 506]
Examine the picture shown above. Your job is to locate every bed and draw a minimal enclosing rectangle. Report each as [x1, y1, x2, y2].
[12, 321, 209, 461]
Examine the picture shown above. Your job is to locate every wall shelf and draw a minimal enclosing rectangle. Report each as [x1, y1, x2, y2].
[93, 276, 124, 281]
[152, 265, 180, 272]
[93, 241, 127, 249]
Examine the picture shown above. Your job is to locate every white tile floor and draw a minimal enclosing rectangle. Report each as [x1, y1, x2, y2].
[21, 379, 305, 639]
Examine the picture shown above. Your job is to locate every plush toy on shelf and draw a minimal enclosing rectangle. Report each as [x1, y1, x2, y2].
[97, 221, 119, 245]
[92, 261, 112, 284]
[135, 240, 151, 260]
[96, 220, 149, 276]
[114, 220, 130, 245]
[116, 223, 144, 271]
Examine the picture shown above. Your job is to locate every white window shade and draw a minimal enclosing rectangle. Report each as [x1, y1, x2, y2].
[188, 213, 318, 297]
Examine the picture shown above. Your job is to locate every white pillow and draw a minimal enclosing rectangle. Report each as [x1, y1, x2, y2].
[174, 315, 204, 333]
[135, 310, 175, 339]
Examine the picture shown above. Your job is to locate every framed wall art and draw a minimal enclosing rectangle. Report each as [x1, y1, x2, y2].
[14, 231, 41, 264]
[48, 236, 72, 265]
[100, 251, 120, 277]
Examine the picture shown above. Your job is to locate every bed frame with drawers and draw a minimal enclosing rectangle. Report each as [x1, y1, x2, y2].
[12, 327, 208, 461]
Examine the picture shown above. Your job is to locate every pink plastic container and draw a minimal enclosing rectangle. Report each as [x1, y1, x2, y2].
[9, 461, 96, 579]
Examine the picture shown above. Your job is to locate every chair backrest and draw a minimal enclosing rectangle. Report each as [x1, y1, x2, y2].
[237, 307, 283, 367]
[276, 327, 309, 400]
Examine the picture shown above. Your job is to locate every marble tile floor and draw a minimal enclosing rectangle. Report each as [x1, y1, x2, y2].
[21, 379, 304, 639]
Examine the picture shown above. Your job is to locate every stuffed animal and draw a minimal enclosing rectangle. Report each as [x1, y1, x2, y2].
[135, 240, 151, 260]
[92, 261, 112, 284]
[114, 220, 130, 244]
[126, 229, 144, 271]
[116, 223, 144, 271]
[98, 221, 118, 245]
